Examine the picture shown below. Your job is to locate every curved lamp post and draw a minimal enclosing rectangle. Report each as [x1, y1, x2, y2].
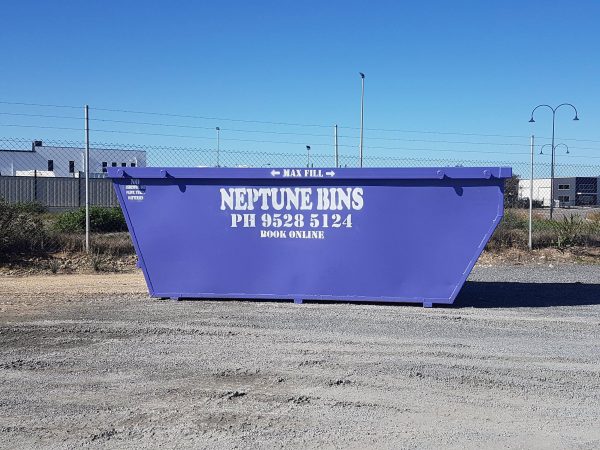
[529, 103, 579, 218]
[539, 142, 569, 155]
[306, 145, 311, 168]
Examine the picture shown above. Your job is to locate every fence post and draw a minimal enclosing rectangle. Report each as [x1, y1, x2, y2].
[528, 134, 534, 250]
[334, 124, 339, 168]
[33, 169, 37, 203]
[84, 105, 90, 253]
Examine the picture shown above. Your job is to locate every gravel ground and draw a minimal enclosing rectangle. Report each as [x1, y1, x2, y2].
[0, 265, 599, 449]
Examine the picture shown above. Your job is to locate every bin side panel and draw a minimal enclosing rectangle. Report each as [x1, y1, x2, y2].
[112, 181, 156, 296]
[112, 176, 504, 304]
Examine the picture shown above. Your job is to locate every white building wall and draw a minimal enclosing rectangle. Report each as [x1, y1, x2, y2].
[0, 145, 146, 177]
[518, 178, 551, 206]
[519, 177, 582, 207]
[0, 150, 45, 176]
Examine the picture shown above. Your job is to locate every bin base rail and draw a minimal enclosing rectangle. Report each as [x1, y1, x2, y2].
[108, 167, 512, 307]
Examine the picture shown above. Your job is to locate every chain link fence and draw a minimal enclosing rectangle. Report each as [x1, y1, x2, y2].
[1, 136, 599, 247]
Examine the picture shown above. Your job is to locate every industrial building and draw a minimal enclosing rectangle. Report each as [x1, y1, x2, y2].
[0, 140, 146, 177]
[519, 176, 599, 207]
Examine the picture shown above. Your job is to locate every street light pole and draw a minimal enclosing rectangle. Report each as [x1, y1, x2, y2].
[216, 127, 220, 167]
[529, 103, 579, 219]
[359, 72, 365, 168]
[306, 145, 311, 168]
[539, 142, 570, 210]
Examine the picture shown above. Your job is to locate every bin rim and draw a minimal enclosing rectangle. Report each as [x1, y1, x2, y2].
[107, 166, 512, 180]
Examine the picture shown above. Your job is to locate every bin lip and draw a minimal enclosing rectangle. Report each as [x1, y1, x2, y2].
[107, 166, 512, 180]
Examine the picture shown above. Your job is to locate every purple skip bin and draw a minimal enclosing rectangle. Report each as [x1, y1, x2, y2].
[107, 167, 511, 307]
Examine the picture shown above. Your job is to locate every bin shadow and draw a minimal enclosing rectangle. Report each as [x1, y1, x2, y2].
[454, 281, 600, 308]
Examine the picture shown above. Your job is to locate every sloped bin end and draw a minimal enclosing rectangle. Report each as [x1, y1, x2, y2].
[107, 167, 512, 306]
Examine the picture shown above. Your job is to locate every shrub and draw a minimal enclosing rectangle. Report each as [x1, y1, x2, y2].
[500, 209, 528, 230]
[549, 215, 584, 249]
[487, 227, 527, 250]
[54, 207, 127, 233]
[0, 200, 49, 258]
[491, 210, 600, 250]
[487, 209, 528, 250]
[504, 175, 520, 208]
[90, 252, 105, 272]
[11, 201, 47, 214]
[0, 201, 133, 261]
[48, 259, 60, 274]
[512, 198, 544, 209]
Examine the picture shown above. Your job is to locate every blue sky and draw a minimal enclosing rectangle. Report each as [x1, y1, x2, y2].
[1, 0, 599, 167]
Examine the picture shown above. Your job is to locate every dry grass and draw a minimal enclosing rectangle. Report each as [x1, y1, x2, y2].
[589, 210, 600, 224]
[0, 232, 136, 276]
[2, 203, 599, 274]
[479, 246, 600, 266]
[53, 232, 134, 256]
[487, 209, 600, 251]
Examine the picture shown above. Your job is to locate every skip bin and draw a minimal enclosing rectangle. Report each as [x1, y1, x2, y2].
[108, 167, 512, 307]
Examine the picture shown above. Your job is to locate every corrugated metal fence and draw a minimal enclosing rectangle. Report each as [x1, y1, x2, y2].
[0, 175, 118, 209]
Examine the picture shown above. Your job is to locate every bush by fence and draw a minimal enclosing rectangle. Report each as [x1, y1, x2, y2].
[0, 201, 49, 258]
[53, 207, 127, 233]
[1, 204, 598, 263]
[488, 209, 600, 250]
[0, 202, 130, 260]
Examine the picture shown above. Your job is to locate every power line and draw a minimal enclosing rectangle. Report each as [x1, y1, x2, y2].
[0, 112, 536, 147]
[0, 123, 83, 132]
[93, 117, 335, 138]
[88, 106, 577, 142]
[92, 106, 333, 129]
[4, 100, 600, 144]
[85, 106, 600, 144]
[0, 122, 514, 151]
[0, 111, 81, 121]
[1, 112, 532, 145]
[0, 100, 80, 109]
[5, 113, 600, 151]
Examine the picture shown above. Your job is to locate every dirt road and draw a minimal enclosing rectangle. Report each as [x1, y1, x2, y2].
[1, 266, 599, 449]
